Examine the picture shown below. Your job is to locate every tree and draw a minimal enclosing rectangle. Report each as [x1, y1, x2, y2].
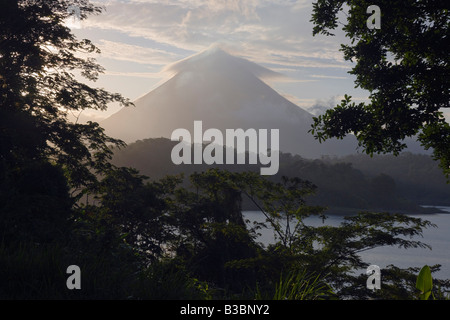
[303, 211, 436, 297]
[309, 0, 449, 179]
[0, 160, 73, 244]
[172, 169, 439, 299]
[88, 167, 178, 262]
[169, 169, 261, 293]
[241, 174, 325, 253]
[0, 0, 132, 194]
[0, 1, 140, 298]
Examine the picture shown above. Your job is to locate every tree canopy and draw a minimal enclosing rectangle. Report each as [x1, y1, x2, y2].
[309, 0, 449, 179]
[0, 0, 132, 194]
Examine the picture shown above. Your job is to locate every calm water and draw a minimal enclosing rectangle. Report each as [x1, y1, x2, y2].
[244, 206, 450, 280]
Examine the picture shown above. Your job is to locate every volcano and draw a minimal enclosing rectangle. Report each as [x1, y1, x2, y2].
[101, 46, 358, 158]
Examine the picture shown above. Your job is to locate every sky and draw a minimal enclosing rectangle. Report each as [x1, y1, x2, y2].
[68, 0, 448, 122]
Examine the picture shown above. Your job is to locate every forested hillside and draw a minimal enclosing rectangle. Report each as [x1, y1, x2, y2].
[323, 153, 450, 206]
[111, 138, 449, 213]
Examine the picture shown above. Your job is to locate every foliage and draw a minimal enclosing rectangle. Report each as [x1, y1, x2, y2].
[151, 168, 444, 299]
[85, 167, 177, 262]
[2, 160, 448, 299]
[0, 0, 134, 299]
[111, 138, 450, 210]
[309, 0, 450, 179]
[416, 265, 433, 300]
[167, 169, 263, 294]
[413, 265, 450, 300]
[0, 161, 73, 244]
[0, 0, 132, 193]
[322, 152, 450, 206]
[131, 259, 214, 300]
[255, 269, 336, 300]
[0, 236, 141, 299]
[339, 264, 449, 300]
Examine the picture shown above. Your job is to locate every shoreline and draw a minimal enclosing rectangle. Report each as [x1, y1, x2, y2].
[243, 205, 449, 217]
[323, 205, 449, 216]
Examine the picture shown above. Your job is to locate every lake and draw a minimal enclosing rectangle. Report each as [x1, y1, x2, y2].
[244, 206, 450, 280]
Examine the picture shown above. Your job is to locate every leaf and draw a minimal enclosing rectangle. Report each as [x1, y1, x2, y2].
[416, 265, 433, 300]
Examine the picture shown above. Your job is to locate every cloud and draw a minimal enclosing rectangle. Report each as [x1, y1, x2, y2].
[163, 44, 286, 80]
[96, 40, 181, 66]
[83, 0, 351, 72]
[67, 109, 109, 123]
[441, 108, 450, 122]
[310, 74, 348, 80]
[103, 70, 164, 78]
[280, 94, 316, 107]
[304, 96, 339, 116]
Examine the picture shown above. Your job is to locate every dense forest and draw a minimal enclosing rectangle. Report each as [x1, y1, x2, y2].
[323, 153, 450, 206]
[111, 138, 450, 212]
[2, 162, 450, 299]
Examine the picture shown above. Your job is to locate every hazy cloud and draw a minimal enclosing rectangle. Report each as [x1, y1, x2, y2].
[97, 40, 182, 65]
[84, 0, 351, 71]
[310, 74, 348, 80]
[304, 96, 339, 116]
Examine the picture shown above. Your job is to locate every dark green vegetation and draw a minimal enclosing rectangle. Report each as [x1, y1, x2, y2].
[111, 138, 450, 210]
[3, 164, 450, 299]
[310, 0, 450, 179]
[1, 0, 449, 300]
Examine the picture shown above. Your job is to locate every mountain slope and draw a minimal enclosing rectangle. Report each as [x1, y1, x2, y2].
[101, 47, 358, 158]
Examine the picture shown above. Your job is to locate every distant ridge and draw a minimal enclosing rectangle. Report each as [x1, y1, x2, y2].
[111, 137, 448, 213]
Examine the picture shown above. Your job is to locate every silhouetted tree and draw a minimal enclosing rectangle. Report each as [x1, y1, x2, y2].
[310, 0, 449, 179]
[0, 0, 132, 193]
[0, 1, 137, 299]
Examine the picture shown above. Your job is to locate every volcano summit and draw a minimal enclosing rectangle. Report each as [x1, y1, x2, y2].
[101, 46, 357, 158]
